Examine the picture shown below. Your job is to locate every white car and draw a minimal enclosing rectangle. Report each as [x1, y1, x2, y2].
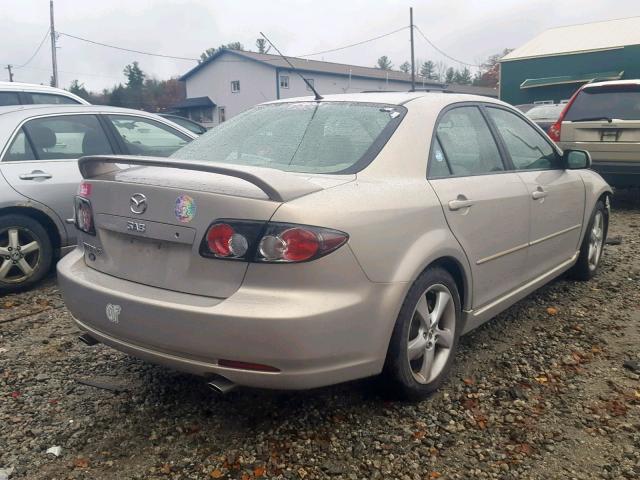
[0, 81, 89, 107]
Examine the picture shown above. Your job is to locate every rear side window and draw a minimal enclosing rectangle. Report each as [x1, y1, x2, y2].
[565, 85, 640, 121]
[433, 106, 503, 177]
[428, 138, 451, 177]
[0, 92, 20, 106]
[172, 102, 405, 174]
[107, 115, 191, 157]
[23, 115, 113, 160]
[29, 93, 80, 105]
[3, 130, 35, 161]
[487, 108, 560, 170]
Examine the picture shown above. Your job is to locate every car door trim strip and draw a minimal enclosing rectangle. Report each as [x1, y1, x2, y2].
[476, 224, 582, 265]
[476, 243, 529, 265]
[529, 224, 582, 247]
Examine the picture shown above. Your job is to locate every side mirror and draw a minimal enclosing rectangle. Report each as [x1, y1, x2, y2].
[564, 149, 592, 169]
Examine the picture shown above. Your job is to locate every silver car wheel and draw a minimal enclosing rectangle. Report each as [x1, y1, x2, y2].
[587, 211, 604, 271]
[407, 284, 456, 384]
[0, 227, 41, 283]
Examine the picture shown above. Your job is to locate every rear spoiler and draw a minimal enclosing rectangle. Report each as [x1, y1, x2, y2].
[78, 155, 323, 203]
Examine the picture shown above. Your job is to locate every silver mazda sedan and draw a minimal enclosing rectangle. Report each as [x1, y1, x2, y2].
[58, 92, 611, 398]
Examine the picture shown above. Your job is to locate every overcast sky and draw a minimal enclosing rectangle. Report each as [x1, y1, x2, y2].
[2, 0, 640, 91]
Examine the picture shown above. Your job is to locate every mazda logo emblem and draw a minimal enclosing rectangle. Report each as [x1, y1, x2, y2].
[130, 193, 147, 214]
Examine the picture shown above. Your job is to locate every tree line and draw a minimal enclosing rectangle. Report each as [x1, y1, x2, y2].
[375, 49, 512, 87]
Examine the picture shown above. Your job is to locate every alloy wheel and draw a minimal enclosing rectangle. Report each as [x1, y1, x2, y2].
[407, 284, 456, 384]
[588, 211, 604, 271]
[0, 227, 41, 284]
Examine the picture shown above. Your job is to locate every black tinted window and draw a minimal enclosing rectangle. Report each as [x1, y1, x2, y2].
[23, 115, 113, 160]
[565, 85, 640, 121]
[3, 129, 35, 161]
[435, 106, 503, 176]
[0, 92, 20, 106]
[487, 108, 560, 170]
[30, 93, 80, 105]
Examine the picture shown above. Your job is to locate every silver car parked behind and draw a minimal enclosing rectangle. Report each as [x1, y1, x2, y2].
[0, 105, 197, 291]
[58, 93, 611, 398]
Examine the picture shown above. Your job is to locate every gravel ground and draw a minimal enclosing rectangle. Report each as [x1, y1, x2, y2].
[1, 192, 639, 480]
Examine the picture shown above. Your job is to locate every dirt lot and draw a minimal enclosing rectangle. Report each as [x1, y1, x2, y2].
[1, 192, 639, 480]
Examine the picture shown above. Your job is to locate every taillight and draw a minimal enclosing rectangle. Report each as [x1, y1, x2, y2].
[74, 196, 95, 235]
[78, 181, 92, 197]
[200, 220, 348, 263]
[206, 223, 249, 258]
[548, 88, 581, 142]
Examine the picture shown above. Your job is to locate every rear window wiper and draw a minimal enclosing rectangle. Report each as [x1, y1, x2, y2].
[570, 116, 613, 123]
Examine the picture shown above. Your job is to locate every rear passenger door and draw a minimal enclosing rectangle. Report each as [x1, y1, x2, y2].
[485, 107, 584, 280]
[428, 105, 531, 310]
[0, 114, 115, 244]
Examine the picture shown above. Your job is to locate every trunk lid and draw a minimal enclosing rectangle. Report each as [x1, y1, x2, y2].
[79, 156, 352, 298]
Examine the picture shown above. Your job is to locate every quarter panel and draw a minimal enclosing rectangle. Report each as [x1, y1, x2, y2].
[269, 179, 473, 310]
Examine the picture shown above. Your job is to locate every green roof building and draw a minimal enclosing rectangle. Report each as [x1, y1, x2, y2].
[499, 16, 640, 105]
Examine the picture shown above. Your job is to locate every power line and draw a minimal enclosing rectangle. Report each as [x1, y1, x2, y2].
[14, 28, 51, 68]
[57, 26, 410, 65]
[296, 26, 409, 58]
[58, 31, 200, 61]
[15, 64, 122, 81]
[414, 25, 479, 68]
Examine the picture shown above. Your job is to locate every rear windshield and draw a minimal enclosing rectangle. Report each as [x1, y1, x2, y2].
[526, 105, 563, 121]
[565, 85, 640, 121]
[171, 102, 406, 174]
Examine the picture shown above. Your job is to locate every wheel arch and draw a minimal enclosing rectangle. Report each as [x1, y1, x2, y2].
[0, 206, 62, 253]
[427, 256, 469, 311]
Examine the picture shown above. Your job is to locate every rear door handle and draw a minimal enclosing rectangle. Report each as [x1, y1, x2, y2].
[448, 197, 474, 211]
[19, 170, 52, 180]
[531, 187, 548, 200]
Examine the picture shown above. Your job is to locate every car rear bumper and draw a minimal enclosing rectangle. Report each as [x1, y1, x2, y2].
[57, 248, 407, 390]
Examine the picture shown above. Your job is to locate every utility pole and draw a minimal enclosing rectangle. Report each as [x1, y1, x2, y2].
[5, 65, 14, 82]
[49, 0, 58, 87]
[410, 7, 415, 91]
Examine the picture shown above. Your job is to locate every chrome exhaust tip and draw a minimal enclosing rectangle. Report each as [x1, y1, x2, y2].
[78, 333, 99, 346]
[206, 375, 236, 395]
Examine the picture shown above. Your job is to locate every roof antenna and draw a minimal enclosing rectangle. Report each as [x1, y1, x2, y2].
[260, 31, 323, 101]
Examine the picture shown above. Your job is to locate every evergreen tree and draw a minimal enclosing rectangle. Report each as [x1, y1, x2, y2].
[256, 38, 267, 54]
[420, 60, 436, 79]
[399, 61, 411, 73]
[376, 56, 393, 70]
[68, 80, 89, 100]
[445, 67, 455, 83]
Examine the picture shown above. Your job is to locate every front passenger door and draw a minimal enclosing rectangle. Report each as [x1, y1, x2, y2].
[485, 107, 585, 280]
[428, 105, 531, 310]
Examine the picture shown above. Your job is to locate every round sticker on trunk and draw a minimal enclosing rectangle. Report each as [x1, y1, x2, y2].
[175, 194, 196, 223]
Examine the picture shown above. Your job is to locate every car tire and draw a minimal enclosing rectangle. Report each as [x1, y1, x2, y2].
[382, 267, 462, 400]
[568, 200, 607, 281]
[0, 214, 53, 292]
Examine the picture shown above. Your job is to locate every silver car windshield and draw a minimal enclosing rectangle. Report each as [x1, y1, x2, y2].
[171, 102, 405, 174]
